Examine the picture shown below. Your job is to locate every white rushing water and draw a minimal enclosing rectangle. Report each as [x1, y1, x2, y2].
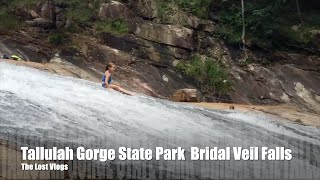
[0, 61, 320, 178]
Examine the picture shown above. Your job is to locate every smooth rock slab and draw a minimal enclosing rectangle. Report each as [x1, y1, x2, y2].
[130, 22, 197, 51]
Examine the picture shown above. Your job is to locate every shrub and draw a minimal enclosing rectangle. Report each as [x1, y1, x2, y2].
[157, 0, 175, 22]
[176, 0, 211, 19]
[95, 18, 128, 36]
[157, 0, 211, 22]
[214, 0, 320, 49]
[177, 54, 232, 97]
[48, 33, 67, 45]
[0, 8, 20, 31]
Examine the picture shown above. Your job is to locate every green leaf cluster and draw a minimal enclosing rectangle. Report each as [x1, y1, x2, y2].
[48, 32, 67, 45]
[95, 18, 128, 36]
[214, 0, 320, 49]
[177, 54, 232, 96]
[157, 0, 212, 21]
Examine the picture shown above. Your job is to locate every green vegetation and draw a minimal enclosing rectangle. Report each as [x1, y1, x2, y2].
[157, 0, 175, 22]
[176, 0, 211, 19]
[177, 54, 232, 97]
[95, 18, 128, 36]
[0, 0, 103, 32]
[0, 0, 130, 36]
[214, 0, 320, 49]
[48, 33, 67, 45]
[0, 0, 40, 7]
[0, 0, 40, 31]
[0, 9, 20, 31]
[63, 0, 102, 28]
[157, 0, 211, 22]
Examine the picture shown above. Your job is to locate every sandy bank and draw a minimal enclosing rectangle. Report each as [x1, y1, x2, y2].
[189, 103, 320, 127]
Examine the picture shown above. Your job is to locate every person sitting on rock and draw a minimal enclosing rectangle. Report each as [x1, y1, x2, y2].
[102, 63, 134, 96]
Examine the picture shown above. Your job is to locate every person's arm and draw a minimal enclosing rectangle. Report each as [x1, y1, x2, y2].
[105, 71, 111, 88]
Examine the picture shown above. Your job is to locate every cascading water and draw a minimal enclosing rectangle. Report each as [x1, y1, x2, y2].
[0, 61, 320, 179]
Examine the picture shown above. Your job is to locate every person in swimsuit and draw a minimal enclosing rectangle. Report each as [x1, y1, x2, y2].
[102, 63, 134, 96]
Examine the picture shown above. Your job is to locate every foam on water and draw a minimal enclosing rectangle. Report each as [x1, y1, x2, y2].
[2, 61, 320, 177]
[0, 61, 319, 148]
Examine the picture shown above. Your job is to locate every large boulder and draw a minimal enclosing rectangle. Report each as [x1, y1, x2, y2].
[172, 89, 200, 102]
[130, 22, 197, 50]
[30, 10, 40, 18]
[187, 16, 200, 29]
[131, 0, 158, 19]
[100, 33, 190, 66]
[186, 16, 216, 32]
[99, 1, 135, 21]
[36, 1, 66, 29]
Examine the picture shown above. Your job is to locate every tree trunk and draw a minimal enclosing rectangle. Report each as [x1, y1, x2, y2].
[241, 0, 246, 50]
[241, 0, 248, 60]
[295, 0, 303, 25]
[49, 0, 57, 29]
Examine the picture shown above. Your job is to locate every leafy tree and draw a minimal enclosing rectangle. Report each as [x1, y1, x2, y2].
[214, 0, 319, 49]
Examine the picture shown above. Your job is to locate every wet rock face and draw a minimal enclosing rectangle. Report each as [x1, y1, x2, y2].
[0, 39, 50, 62]
[117, 63, 196, 98]
[78, 39, 197, 98]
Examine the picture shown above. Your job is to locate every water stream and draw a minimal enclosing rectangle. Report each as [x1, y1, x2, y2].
[0, 62, 319, 179]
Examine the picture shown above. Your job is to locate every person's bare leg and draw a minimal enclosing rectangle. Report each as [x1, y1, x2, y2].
[117, 87, 134, 96]
[108, 84, 134, 96]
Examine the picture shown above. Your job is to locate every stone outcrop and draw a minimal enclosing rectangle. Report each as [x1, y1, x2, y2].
[130, 0, 158, 19]
[129, 22, 197, 51]
[26, 18, 52, 29]
[30, 10, 39, 18]
[99, 1, 136, 21]
[100, 33, 190, 67]
[229, 52, 320, 113]
[172, 89, 199, 102]
[25, 1, 66, 29]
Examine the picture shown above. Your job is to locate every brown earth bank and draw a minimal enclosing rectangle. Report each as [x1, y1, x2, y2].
[188, 102, 320, 128]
